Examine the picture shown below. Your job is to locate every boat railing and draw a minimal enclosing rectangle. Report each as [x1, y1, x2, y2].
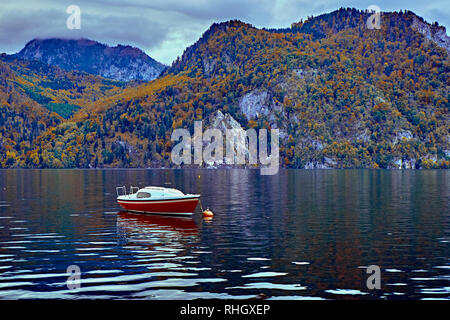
[116, 186, 127, 197]
[129, 186, 139, 194]
[116, 186, 140, 197]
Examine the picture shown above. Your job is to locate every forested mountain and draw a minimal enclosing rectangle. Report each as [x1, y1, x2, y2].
[15, 38, 166, 81]
[0, 8, 449, 169]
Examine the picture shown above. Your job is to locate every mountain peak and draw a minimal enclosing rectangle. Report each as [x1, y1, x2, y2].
[201, 20, 254, 41]
[410, 14, 450, 52]
[15, 38, 166, 81]
[166, 19, 257, 76]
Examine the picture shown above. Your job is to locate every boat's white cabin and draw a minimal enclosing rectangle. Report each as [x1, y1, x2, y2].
[136, 186, 184, 199]
[116, 186, 198, 200]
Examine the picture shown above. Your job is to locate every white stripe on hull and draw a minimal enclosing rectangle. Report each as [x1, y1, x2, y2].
[124, 209, 193, 216]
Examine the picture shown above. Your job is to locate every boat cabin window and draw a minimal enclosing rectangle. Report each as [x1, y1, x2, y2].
[136, 192, 151, 198]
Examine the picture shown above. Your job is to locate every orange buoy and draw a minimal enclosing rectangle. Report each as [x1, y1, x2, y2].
[202, 209, 214, 217]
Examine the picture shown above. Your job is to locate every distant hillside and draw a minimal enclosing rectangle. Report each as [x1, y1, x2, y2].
[1, 8, 449, 169]
[0, 59, 62, 167]
[14, 38, 166, 82]
[0, 55, 130, 167]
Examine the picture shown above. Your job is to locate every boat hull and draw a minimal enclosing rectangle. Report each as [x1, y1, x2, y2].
[117, 197, 199, 216]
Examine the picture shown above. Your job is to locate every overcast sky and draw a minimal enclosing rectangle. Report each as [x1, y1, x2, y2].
[1, 0, 448, 65]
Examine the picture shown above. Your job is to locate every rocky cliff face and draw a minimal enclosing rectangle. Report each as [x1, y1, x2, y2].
[15, 38, 166, 81]
[201, 110, 253, 167]
[411, 16, 450, 53]
[239, 90, 272, 120]
[210, 109, 243, 132]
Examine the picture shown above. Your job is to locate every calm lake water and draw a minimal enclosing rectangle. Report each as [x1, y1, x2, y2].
[0, 169, 448, 300]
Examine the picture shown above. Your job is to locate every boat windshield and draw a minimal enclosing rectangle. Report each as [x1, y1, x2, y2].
[136, 192, 151, 198]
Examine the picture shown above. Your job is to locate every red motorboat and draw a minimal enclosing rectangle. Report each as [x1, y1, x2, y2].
[116, 186, 200, 216]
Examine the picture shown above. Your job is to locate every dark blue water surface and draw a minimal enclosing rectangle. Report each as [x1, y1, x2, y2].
[0, 169, 448, 300]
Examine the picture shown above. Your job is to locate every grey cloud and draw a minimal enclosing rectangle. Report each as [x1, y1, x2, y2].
[89, 0, 276, 23]
[0, 9, 65, 53]
[80, 12, 169, 51]
[0, 5, 170, 59]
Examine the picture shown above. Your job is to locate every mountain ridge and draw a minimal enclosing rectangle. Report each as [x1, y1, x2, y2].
[14, 38, 166, 82]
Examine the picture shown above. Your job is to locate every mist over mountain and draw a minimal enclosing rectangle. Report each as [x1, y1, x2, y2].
[14, 38, 166, 82]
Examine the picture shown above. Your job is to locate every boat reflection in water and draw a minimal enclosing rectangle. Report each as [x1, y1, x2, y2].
[116, 211, 199, 246]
